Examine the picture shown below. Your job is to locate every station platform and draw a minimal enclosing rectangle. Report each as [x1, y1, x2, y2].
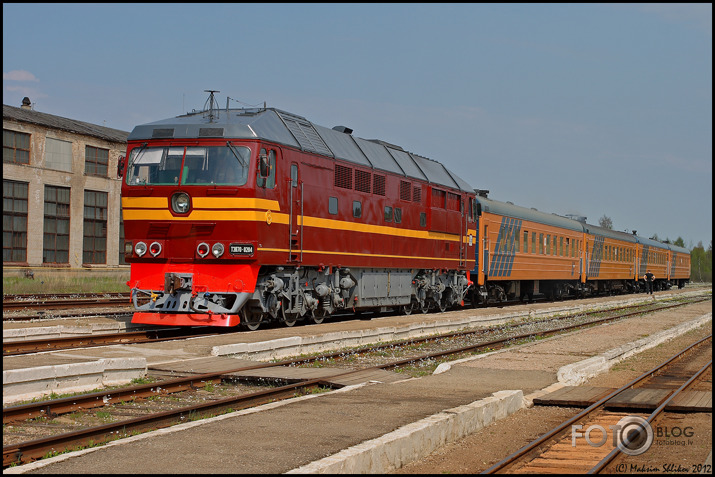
[3, 289, 711, 474]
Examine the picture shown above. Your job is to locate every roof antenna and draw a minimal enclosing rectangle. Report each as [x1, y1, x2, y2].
[203, 90, 220, 122]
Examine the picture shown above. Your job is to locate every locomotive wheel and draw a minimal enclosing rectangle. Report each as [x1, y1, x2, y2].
[281, 299, 299, 327]
[242, 309, 263, 331]
[400, 298, 418, 315]
[310, 310, 327, 324]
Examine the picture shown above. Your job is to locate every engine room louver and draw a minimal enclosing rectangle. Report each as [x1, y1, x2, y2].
[152, 128, 174, 138]
[199, 127, 224, 137]
[276, 111, 333, 157]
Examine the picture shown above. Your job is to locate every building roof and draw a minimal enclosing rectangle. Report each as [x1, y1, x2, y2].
[127, 107, 473, 192]
[3, 104, 129, 144]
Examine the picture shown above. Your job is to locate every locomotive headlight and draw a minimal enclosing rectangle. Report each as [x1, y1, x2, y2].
[197, 242, 210, 258]
[135, 241, 147, 257]
[149, 242, 162, 257]
[171, 192, 191, 214]
[212, 243, 224, 258]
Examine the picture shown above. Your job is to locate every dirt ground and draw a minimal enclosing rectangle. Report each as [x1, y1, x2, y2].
[394, 320, 712, 474]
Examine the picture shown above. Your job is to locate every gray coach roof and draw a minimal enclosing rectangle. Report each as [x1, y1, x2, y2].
[128, 107, 472, 192]
[583, 223, 638, 243]
[475, 196, 584, 232]
[668, 243, 690, 254]
[637, 236, 675, 251]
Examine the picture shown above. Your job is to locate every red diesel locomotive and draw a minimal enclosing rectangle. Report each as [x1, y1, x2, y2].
[121, 93, 477, 329]
[121, 93, 689, 328]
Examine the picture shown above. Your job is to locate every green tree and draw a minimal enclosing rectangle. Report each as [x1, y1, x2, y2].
[599, 215, 613, 229]
[674, 236, 685, 247]
[690, 241, 713, 283]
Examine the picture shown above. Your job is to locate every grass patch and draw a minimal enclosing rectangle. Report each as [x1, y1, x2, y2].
[3, 270, 130, 295]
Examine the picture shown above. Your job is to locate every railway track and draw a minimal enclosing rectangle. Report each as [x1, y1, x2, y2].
[3, 295, 709, 357]
[3, 293, 131, 312]
[2, 327, 231, 356]
[2, 296, 710, 468]
[481, 335, 712, 474]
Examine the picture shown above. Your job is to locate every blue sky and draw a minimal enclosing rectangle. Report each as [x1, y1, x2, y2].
[3, 3, 712, 248]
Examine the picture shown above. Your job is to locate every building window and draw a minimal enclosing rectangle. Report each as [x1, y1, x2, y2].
[3, 130, 30, 164]
[3, 180, 28, 262]
[85, 145, 109, 177]
[83, 190, 107, 264]
[43, 185, 71, 264]
[45, 137, 73, 172]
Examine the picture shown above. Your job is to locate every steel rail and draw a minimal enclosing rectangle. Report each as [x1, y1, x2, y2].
[5, 295, 707, 357]
[2, 327, 226, 356]
[588, 359, 712, 474]
[481, 334, 712, 474]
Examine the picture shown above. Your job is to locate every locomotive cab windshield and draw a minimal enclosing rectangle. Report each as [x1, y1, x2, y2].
[125, 144, 251, 186]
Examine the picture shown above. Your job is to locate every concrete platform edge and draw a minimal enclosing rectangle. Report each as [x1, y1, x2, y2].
[3, 358, 147, 404]
[285, 389, 524, 474]
[557, 312, 712, 386]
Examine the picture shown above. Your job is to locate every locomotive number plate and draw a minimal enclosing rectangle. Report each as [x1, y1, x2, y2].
[230, 243, 254, 256]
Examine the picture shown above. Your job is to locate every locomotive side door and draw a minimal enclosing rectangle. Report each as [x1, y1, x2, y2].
[288, 162, 303, 263]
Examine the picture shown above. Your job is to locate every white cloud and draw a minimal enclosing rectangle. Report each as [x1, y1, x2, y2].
[3, 70, 39, 82]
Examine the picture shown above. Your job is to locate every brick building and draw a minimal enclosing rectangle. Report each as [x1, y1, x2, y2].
[3, 98, 129, 272]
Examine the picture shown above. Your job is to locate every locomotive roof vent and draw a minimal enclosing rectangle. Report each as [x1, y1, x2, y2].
[152, 128, 174, 138]
[332, 126, 353, 135]
[474, 189, 489, 197]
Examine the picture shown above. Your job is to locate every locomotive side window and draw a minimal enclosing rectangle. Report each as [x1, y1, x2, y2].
[353, 201, 362, 218]
[420, 212, 426, 227]
[291, 164, 298, 188]
[384, 206, 393, 222]
[394, 207, 402, 224]
[257, 149, 276, 188]
[329, 196, 338, 215]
